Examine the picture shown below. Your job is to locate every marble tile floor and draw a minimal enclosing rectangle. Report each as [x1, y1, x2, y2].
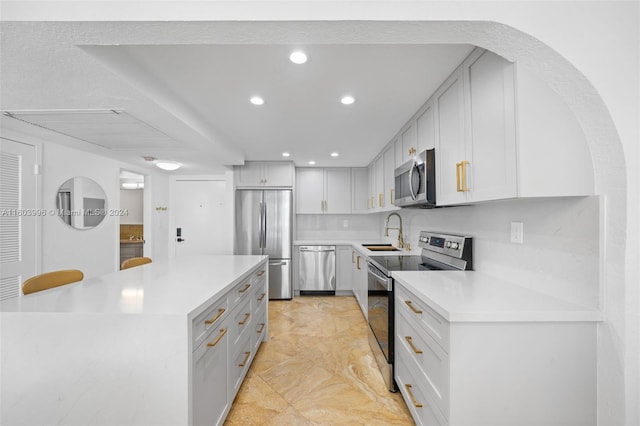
[225, 296, 414, 425]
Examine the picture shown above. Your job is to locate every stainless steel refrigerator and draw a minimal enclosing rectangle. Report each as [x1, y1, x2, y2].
[235, 189, 292, 299]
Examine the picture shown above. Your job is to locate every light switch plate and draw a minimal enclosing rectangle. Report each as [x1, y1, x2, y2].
[510, 221, 524, 244]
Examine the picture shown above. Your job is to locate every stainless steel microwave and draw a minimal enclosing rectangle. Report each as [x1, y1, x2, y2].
[394, 149, 436, 208]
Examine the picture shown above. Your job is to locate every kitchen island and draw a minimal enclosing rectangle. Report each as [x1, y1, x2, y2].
[1, 254, 268, 426]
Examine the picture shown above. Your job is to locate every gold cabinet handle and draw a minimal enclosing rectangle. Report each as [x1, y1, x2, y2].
[405, 300, 423, 314]
[405, 384, 423, 408]
[456, 162, 462, 192]
[256, 323, 266, 333]
[390, 189, 394, 205]
[257, 292, 266, 301]
[461, 160, 470, 192]
[238, 312, 251, 325]
[379, 193, 383, 207]
[357, 256, 361, 270]
[405, 336, 423, 354]
[206, 328, 227, 348]
[204, 308, 226, 325]
[238, 351, 251, 367]
[239, 283, 251, 293]
[256, 270, 266, 277]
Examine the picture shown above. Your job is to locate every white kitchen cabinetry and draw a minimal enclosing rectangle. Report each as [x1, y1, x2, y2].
[436, 48, 593, 206]
[296, 168, 352, 214]
[374, 155, 384, 209]
[395, 281, 596, 426]
[382, 145, 395, 208]
[351, 249, 368, 319]
[336, 246, 354, 295]
[400, 121, 418, 164]
[351, 168, 369, 213]
[416, 100, 436, 152]
[236, 161, 294, 187]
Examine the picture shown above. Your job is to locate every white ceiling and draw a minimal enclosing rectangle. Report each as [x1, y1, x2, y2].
[0, 21, 474, 172]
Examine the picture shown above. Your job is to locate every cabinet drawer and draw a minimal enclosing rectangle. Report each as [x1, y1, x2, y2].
[397, 306, 449, 416]
[192, 296, 229, 350]
[230, 275, 253, 306]
[252, 265, 267, 286]
[192, 325, 229, 426]
[252, 303, 267, 353]
[396, 285, 449, 352]
[252, 280, 268, 313]
[396, 346, 448, 426]
[229, 332, 253, 396]
[230, 296, 252, 346]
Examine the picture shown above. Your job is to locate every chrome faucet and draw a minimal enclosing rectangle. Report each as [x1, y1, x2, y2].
[384, 212, 404, 249]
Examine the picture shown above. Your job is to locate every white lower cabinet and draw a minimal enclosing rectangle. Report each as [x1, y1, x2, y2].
[336, 245, 354, 295]
[351, 250, 368, 319]
[395, 282, 596, 426]
[191, 261, 268, 426]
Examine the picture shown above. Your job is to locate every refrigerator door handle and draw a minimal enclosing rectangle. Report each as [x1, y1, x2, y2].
[258, 202, 264, 248]
[260, 201, 267, 249]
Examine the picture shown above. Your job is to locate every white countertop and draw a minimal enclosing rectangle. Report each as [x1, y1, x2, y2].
[1, 254, 268, 316]
[293, 240, 422, 256]
[393, 270, 602, 323]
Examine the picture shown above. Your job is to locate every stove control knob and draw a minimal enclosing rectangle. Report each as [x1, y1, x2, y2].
[445, 241, 452, 248]
[450, 242, 460, 250]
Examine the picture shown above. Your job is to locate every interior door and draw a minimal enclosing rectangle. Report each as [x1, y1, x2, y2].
[174, 179, 230, 257]
[0, 138, 37, 300]
[234, 190, 263, 255]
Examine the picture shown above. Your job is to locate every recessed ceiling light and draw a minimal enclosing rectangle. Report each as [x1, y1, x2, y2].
[156, 161, 181, 171]
[340, 96, 355, 105]
[308, 161, 316, 165]
[289, 51, 308, 64]
[282, 152, 291, 157]
[330, 152, 339, 157]
[250, 96, 265, 105]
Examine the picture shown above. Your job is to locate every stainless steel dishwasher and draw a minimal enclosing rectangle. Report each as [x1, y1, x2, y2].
[298, 246, 336, 295]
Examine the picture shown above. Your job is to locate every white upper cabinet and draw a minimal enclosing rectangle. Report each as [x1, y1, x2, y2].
[295, 167, 352, 214]
[382, 145, 395, 208]
[416, 100, 436, 151]
[400, 122, 418, 165]
[436, 48, 593, 206]
[434, 66, 467, 206]
[352, 168, 369, 214]
[236, 161, 294, 187]
[375, 155, 385, 209]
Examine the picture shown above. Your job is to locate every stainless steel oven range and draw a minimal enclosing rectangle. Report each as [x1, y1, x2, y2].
[367, 230, 472, 392]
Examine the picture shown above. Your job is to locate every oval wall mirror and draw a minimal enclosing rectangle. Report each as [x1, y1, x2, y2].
[56, 177, 108, 229]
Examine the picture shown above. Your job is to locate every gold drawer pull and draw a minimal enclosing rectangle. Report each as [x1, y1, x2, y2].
[256, 270, 266, 277]
[256, 323, 265, 333]
[204, 308, 225, 325]
[257, 292, 266, 301]
[206, 328, 227, 348]
[378, 193, 383, 207]
[390, 189, 394, 205]
[405, 336, 423, 354]
[238, 351, 251, 367]
[239, 283, 251, 293]
[405, 300, 423, 314]
[405, 384, 423, 408]
[238, 312, 251, 325]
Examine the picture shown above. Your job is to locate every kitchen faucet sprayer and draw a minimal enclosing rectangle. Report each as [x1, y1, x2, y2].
[384, 212, 404, 249]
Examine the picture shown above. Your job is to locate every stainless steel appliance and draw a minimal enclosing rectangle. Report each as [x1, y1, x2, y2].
[394, 149, 436, 208]
[367, 230, 472, 392]
[298, 246, 336, 295]
[235, 189, 293, 299]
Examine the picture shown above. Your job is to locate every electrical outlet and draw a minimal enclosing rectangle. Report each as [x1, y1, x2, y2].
[343, 219, 349, 228]
[510, 221, 524, 244]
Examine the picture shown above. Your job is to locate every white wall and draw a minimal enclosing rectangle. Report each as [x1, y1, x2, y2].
[119, 189, 143, 224]
[381, 197, 600, 310]
[1, 120, 171, 278]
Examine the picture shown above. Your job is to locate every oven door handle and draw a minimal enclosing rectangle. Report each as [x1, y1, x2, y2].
[367, 263, 393, 287]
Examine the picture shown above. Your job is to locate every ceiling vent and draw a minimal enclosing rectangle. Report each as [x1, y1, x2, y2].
[2, 109, 178, 150]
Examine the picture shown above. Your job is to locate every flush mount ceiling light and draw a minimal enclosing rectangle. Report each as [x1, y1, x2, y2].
[156, 161, 181, 171]
[308, 161, 316, 165]
[250, 96, 265, 106]
[330, 152, 339, 157]
[289, 51, 307, 64]
[282, 152, 291, 157]
[340, 95, 355, 105]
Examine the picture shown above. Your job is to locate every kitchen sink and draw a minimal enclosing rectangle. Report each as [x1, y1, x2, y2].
[362, 244, 400, 251]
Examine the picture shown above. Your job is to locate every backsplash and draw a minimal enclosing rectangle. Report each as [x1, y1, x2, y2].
[380, 196, 600, 309]
[120, 224, 144, 241]
[296, 214, 381, 241]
